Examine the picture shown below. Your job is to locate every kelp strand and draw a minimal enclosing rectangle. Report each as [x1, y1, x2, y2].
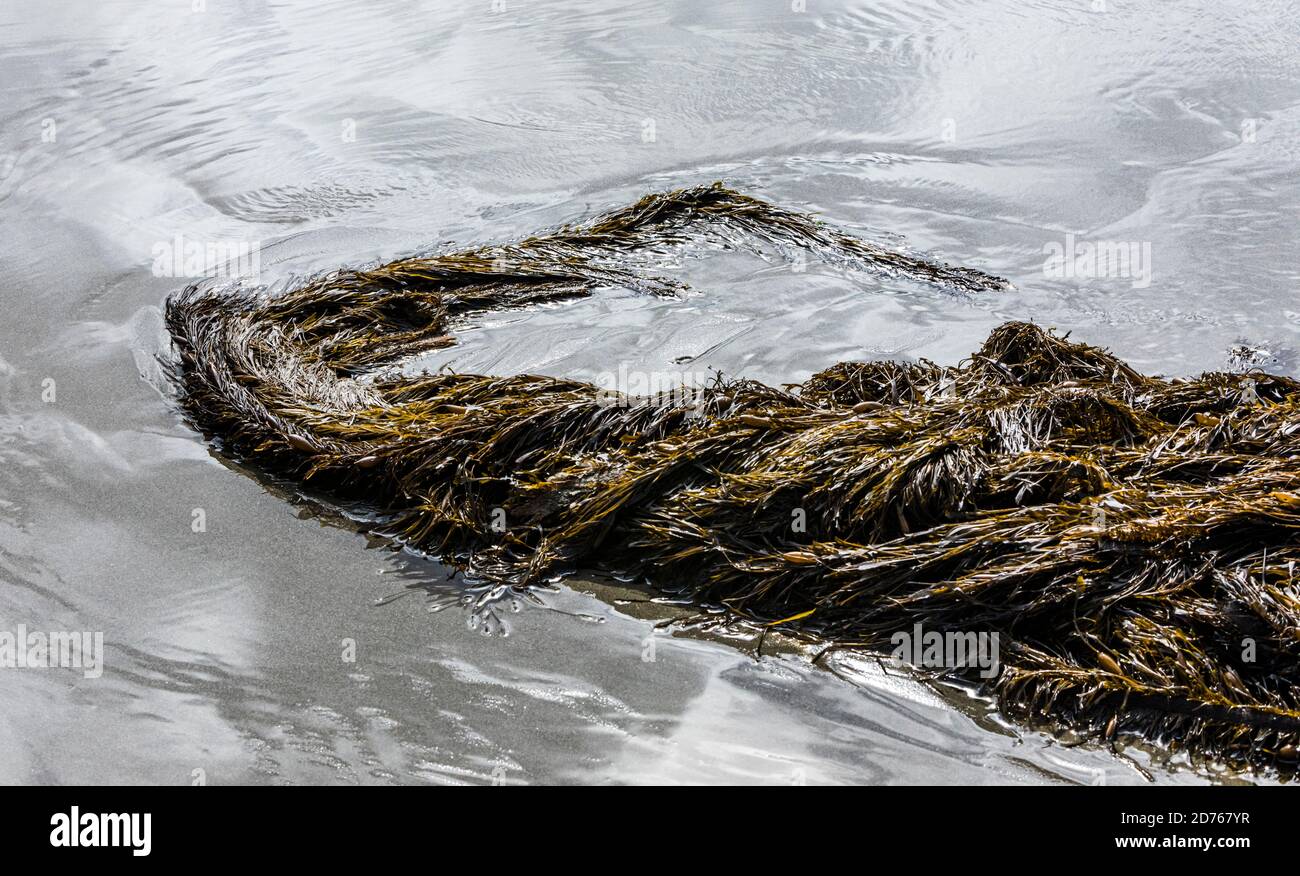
[165, 183, 1300, 774]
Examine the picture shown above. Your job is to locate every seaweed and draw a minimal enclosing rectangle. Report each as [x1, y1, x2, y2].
[166, 182, 1300, 774]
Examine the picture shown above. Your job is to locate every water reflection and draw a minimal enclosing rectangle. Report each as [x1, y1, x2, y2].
[1, 0, 1296, 783]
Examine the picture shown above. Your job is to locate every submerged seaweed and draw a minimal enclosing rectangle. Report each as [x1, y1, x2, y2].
[166, 183, 1300, 774]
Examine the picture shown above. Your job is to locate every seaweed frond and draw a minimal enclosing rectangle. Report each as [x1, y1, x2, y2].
[165, 183, 1300, 774]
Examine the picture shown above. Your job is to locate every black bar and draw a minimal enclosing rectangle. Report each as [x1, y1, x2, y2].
[4, 785, 1280, 860]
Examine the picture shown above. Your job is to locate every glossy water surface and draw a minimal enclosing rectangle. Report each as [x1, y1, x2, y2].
[1, 0, 1296, 784]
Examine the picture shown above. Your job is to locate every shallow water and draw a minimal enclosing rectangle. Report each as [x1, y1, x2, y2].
[1, 0, 1296, 784]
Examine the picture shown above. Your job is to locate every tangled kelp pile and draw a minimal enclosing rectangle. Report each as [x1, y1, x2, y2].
[167, 183, 1300, 775]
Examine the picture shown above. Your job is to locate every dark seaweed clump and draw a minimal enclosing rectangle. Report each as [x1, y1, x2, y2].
[166, 183, 1300, 774]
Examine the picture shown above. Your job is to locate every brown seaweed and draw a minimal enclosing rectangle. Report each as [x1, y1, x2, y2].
[165, 183, 1300, 775]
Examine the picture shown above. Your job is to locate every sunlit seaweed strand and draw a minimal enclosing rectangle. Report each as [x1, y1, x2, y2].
[166, 183, 1300, 775]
